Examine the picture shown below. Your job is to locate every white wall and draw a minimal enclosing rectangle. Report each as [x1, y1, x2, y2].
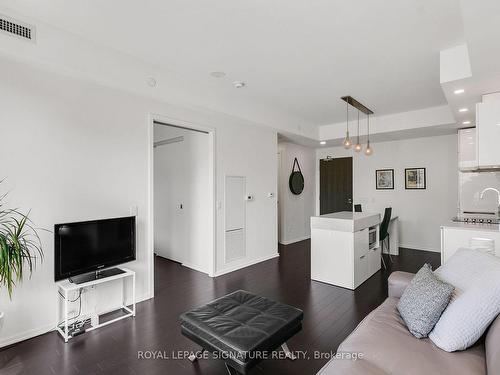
[0, 57, 278, 347]
[214, 123, 279, 275]
[154, 125, 210, 273]
[278, 142, 316, 244]
[316, 134, 459, 252]
[0, 7, 318, 140]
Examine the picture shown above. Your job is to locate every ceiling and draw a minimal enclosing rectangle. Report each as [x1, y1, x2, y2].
[460, 0, 500, 78]
[439, 1, 500, 130]
[0, 0, 466, 129]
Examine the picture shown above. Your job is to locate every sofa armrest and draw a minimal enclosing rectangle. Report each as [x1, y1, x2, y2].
[486, 314, 500, 374]
[388, 271, 414, 298]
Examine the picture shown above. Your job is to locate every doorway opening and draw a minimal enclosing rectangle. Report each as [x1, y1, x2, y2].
[277, 139, 315, 246]
[319, 157, 353, 214]
[151, 119, 215, 284]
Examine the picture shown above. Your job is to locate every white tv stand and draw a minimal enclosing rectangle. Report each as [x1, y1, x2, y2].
[56, 267, 136, 342]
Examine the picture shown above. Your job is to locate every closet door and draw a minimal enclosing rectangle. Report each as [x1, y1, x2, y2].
[225, 176, 246, 263]
[153, 137, 188, 264]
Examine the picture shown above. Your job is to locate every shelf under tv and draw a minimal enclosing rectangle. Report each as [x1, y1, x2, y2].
[56, 267, 136, 343]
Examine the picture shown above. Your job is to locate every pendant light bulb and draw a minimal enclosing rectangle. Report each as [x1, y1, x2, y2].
[343, 132, 352, 149]
[364, 113, 373, 155]
[365, 142, 373, 155]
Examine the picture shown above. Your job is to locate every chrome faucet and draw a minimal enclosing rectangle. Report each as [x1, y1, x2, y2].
[480, 187, 500, 218]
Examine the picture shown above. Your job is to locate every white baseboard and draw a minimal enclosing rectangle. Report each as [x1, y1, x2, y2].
[181, 262, 210, 275]
[381, 248, 399, 256]
[136, 292, 153, 303]
[279, 235, 310, 245]
[214, 253, 280, 277]
[0, 291, 153, 349]
[399, 244, 440, 253]
[0, 322, 55, 348]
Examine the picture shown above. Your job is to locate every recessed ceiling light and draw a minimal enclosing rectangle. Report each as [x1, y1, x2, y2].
[233, 81, 246, 89]
[146, 77, 157, 87]
[459, 108, 468, 112]
[454, 89, 465, 94]
[320, 141, 326, 145]
[462, 121, 471, 125]
[210, 71, 226, 78]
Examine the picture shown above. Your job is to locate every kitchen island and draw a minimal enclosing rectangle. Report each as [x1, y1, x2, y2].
[311, 211, 381, 290]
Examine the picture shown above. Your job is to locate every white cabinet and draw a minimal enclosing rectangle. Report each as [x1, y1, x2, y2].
[458, 128, 478, 171]
[353, 227, 381, 288]
[477, 102, 500, 169]
[353, 229, 369, 288]
[369, 247, 382, 276]
[311, 228, 354, 289]
[441, 226, 500, 264]
[310, 226, 381, 290]
[311, 213, 381, 290]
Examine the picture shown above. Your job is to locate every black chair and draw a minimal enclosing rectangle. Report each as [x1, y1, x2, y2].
[354, 204, 362, 212]
[379, 207, 392, 269]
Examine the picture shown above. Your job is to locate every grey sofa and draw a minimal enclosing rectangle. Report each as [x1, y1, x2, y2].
[317, 271, 500, 374]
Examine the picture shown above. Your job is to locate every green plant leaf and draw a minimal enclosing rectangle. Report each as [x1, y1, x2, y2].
[0, 182, 44, 299]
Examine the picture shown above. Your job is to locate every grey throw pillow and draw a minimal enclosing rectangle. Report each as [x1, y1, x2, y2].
[397, 264, 454, 339]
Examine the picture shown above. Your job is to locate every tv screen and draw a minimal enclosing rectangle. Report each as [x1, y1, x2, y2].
[54, 216, 136, 281]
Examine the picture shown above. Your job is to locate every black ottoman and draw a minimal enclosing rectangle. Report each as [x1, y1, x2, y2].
[180, 290, 303, 374]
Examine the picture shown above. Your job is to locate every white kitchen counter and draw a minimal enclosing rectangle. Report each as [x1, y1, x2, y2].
[311, 211, 381, 232]
[441, 222, 500, 264]
[441, 222, 500, 232]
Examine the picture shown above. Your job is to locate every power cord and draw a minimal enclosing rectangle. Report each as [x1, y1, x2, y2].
[57, 289, 83, 327]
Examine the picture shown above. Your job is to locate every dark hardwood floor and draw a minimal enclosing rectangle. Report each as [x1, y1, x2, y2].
[1, 241, 439, 375]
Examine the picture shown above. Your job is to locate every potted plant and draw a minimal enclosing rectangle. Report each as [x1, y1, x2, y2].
[0, 185, 44, 330]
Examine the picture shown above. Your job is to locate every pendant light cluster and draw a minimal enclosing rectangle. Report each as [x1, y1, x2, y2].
[341, 96, 374, 156]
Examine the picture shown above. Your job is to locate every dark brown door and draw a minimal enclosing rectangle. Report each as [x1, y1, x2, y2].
[320, 157, 353, 214]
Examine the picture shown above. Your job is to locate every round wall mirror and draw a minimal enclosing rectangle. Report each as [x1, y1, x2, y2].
[289, 158, 304, 195]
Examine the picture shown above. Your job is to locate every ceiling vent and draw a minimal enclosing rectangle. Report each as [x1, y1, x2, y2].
[0, 14, 35, 42]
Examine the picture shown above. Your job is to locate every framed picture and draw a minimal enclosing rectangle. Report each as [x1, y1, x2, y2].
[376, 169, 394, 190]
[405, 168, 426, 189]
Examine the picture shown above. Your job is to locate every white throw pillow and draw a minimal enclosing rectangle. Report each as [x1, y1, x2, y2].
[429, 248, 500, 352]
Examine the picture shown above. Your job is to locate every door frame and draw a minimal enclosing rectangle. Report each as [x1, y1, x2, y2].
[148, 113, 217, 298]
[277, 151, 282, 244]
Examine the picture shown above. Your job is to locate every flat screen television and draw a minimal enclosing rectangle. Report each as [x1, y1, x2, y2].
[54, 216, 136, 283]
